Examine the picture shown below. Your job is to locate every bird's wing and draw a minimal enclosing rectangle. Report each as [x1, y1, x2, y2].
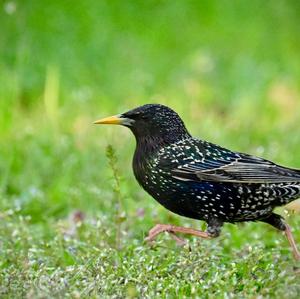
[171, 142, 300, 184]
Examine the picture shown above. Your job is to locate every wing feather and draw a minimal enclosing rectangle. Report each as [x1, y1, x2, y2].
[171, 143, 300, 184]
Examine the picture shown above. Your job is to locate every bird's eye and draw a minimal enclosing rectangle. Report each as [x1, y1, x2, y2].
[124, 111, 149, 120]
[131, 112, 149, 120]
[131, 112, 141, 119]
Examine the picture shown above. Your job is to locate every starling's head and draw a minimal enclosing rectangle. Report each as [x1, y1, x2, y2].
[94, 104, 190, 143]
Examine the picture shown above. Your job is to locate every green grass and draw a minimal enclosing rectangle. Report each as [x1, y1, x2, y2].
[1, 1, 300, 298]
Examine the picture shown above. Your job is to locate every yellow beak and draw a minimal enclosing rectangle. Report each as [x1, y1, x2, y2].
[93, 115, 123, 125]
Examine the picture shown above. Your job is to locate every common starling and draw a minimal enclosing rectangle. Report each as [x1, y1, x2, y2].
[94, 104, 300, 260]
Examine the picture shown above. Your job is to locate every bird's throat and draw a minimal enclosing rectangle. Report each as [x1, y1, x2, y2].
[132, 135, 164, 182]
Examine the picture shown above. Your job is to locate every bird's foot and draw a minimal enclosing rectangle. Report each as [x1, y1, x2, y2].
[284, 225, 300, 261]
[144, 224, 172, 243]
[145, 223, 211, 244]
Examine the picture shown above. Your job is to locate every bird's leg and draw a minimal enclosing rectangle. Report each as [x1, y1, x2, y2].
[145, 218, 223, 243]
[261, 213, 300, 261]
[145, 224, 211, 243]
[284, 224, 300, 261]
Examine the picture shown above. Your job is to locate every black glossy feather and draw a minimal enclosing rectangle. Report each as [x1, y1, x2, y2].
[171, 140, 300, 184]
[115, 104, 300, 224]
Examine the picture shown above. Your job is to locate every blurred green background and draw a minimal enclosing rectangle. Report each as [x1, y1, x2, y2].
[1, 1, 300, 297]
[1, 0, 300, 216]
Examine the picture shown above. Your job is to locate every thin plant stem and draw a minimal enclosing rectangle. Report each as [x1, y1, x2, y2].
[106, 144, 122, 249]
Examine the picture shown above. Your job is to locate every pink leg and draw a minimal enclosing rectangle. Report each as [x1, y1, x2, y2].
[145, 224, 212, 243]
[284, 224, 300, 261]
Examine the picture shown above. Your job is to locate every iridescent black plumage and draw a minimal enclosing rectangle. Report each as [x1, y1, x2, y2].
[95, 104, 300, 259]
